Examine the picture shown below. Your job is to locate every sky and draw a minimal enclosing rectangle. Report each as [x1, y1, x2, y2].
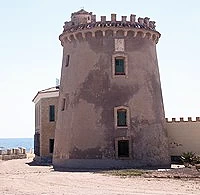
[0, 0, 200, 138]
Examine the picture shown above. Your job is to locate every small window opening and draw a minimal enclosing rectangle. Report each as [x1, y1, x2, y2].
[61, 98, 66, 111]
[49, 105, 55, 122]
[49, 139, 54, 153]
[34, 133, 40, 156]
[117, 109, 127, 126]
[65, 55, 70, 67]
[115, 58, 125, 75]
[118, 140, 129, 157]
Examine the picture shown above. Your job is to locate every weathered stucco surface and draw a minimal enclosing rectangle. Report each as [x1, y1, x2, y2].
[53, 11, 170, 169]
[167, 118, 200, 156]
[40, 97, 57, 157]
[33, 93, 58, 162]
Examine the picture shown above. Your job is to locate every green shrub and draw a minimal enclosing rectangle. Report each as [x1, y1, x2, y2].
[180, 152, 199, 166]
[193, 155, 200, 164]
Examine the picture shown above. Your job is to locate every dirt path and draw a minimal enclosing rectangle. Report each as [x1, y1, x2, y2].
[0, 159, 200, 195]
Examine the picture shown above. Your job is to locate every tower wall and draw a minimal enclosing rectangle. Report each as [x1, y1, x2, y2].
[53, 11, 170, 169]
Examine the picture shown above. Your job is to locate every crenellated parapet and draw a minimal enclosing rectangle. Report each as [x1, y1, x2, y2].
[60, 10, 161, 45]
[166, 117, 200, 123]
[0, 147, 27, 160]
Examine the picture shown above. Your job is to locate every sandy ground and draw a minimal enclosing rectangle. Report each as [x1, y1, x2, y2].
[0, 158, 200, 195]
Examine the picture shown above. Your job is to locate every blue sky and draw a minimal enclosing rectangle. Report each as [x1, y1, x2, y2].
[0, 0, 200, 138]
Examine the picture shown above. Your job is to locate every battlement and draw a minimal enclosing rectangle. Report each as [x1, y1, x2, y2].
[166, 117, 200, 123]
[60, 10, 160, 45]
[0, 147, 27, 160]
[63, 11, 157, 32]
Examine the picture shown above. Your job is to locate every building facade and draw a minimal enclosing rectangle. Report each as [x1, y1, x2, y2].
[33, 10, 200, 168]
[32, 87, 59, 163]
[33, 90, 200, 163]
[52, 9, 170, 169]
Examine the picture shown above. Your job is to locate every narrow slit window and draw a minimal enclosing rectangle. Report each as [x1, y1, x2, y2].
[61, 98, 66, 111]
[65, 55, 70, 67]
[49, 105, 55, 122]
[117, 109, 127, 127]
[118, 140, 129, 157]
[115, 58, 125, 75]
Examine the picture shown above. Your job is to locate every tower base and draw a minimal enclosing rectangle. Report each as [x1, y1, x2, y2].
[53, 159, 170, 170]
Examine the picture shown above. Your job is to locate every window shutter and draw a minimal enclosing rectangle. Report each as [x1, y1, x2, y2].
[117, 109, 127, 126]
[115, 58, 125, 74]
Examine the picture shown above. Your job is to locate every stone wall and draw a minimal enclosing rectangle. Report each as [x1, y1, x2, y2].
[0, 147, 26, 160]
[53, 10, 170, 169]
[166, 117, 200, 156]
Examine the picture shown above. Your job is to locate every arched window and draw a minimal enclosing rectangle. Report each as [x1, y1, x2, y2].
[117, 108, 127, 126]
[112, 53, 128, 77]
[114, 106, 130, 128]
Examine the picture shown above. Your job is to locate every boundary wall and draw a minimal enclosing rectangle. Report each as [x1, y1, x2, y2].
[166, 117, 200, 156]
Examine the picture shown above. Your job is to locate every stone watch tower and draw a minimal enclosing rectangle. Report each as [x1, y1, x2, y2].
[53, 9, 170, 169]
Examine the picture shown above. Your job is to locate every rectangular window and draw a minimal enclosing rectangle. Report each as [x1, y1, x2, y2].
[115, 58, 125, 75]
[49, 139, 54, 153]
[117, 109, 127, 126]
[118, 140, 129, 157]
[112, 54, 128, 77]
[65, 55, 70, 67]
[49, 105, 55, 122]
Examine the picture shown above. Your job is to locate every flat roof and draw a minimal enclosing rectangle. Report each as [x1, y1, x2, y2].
[32, 86, 59, 103]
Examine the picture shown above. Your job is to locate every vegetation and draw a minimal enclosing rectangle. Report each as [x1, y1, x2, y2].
[102, 169, 147, 177]
[180, 152, 200, 167]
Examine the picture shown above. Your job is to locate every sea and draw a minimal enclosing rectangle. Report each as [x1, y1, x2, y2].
[0, 138, 34, 152]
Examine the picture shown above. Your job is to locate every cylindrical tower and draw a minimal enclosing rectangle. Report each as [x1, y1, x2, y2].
[53, 9, 170, 169]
